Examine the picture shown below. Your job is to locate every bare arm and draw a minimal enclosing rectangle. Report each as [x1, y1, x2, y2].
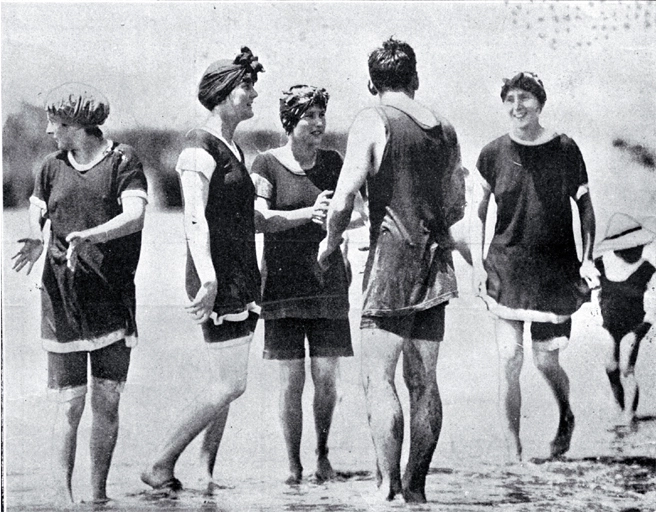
[576, 192, 596, 261]
[575, 192, 600, 288]
[318, 109, 385, 267]
[66, 196, 146, 245]
[180, 170, 217, 323]
[254, 190, 332, 233]
[64, 196, 147, 272]
[644, 269, 656, 325]
[469, 169, 492, 295]
[12, 203, 45, 274]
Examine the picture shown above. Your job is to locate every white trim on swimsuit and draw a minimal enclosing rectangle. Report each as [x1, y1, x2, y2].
[208, 301, 261, 326]
[481, 294, 573, 324]
[43, 328, 138, 353]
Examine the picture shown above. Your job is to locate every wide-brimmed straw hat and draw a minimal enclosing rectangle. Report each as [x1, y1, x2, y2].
[595, 213, 656, 255]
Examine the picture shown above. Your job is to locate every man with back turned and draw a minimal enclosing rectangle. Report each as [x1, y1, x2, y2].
[318, 37, 465, 503]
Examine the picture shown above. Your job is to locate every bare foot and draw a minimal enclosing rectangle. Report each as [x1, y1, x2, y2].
[621, 410, 637, 427]
[315, 455, 335, 482]
[284, 473, 302, 485]
[90, 495, 111, 505]
[141, 467, 183, 491]
[376, 486, 397, 502]
[285, 463, 303, 485]
[550, 410, 575, 458]
[402, 487, 427, 504]
[504, 434, 523, 463]
[375, 478, 401, 502]
[205, 479, 234, 494]
[401, 473, 427, 503]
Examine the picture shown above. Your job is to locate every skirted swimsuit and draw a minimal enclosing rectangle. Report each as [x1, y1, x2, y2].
[176, 128, 261, 345]
[476, 134, 591, 324]
[251, 149, 351, 320]
[251, 148, 353, 359]
[31, 141, 148, 354]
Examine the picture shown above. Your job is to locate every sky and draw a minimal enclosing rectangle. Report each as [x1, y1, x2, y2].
[2, 1, 655, 222]
[2, 2, 653, 133]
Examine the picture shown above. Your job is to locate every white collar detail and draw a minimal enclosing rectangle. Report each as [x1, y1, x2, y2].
[269, 145, 308, 175]
[67, 140, 114, 172]
[509, 129, 559, 146]
[200, 123, 242, 162]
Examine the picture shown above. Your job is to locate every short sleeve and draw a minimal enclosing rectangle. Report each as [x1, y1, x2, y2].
[115, 146, 148, 204]
[30, 158, 52, 212]
[644, 270, 656, 324]
[251, 153, 275, 200]
[176, 147, 216, 182]
[475, 144, 495, 191]
[567, 138, 589, 200]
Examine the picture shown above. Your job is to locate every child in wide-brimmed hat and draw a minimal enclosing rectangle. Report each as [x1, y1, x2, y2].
[594, 213, 656, 425]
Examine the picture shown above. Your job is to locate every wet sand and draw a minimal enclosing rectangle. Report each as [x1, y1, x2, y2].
[3, 210, 656, 511]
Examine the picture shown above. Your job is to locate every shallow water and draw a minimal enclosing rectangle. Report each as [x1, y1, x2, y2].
[4, 210, 656, 511]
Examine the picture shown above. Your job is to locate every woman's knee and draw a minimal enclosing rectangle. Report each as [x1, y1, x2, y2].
[532, 347, 560, 374]
[605, 360, 619, 373]
[61, 395, 86, 426]
[314, 376, 337, 401]
[207, 376, 248, 405]
[498, 342, 524, 374]
[280, 374, 306, 402]
[618, 360, 636, 378]
[495, 319, 524, 365]
[228, 377, 248, 400]
[311, 358, 338, 392]
[361, 367, 394, 397]
[90, 379, 122, 421]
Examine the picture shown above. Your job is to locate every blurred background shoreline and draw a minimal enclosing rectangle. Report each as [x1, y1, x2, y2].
[3, 2, 655, 223]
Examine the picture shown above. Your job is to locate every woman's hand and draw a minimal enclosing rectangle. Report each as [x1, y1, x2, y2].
[185, 281, 218, 324]
[12, 238, 44, 274]
[473, 266, 488, 297]
[317, 237, 336, 271]
[311, 190, 333, 229]
[65, 231, 92, 271]
[580, 259, 601, 290]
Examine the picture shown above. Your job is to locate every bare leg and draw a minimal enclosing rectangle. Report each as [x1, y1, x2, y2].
[142, 340, 251, 488]
[532, 346, 574, 458]
[311, 356, 339, 482]
[279, 359, 305, 484]
[401, 339, 441, 504]
[89, 382, 121, 502]
[199, 405, 229, 489]
[606, 367, 625, 411]
[619, 323, 650, 424]
[495, 318, 524, 462]
[603, 330, 625, 410]
[360, 328, 404, 501]
[52, 395, 86, 503]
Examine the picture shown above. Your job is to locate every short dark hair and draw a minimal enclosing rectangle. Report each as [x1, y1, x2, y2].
[279, 85, 329, 134]
[500, 72, 547, 107]
[368, 37, 417, 93]
[615, 245, 644, 264]
[83, 126, 103, 138]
